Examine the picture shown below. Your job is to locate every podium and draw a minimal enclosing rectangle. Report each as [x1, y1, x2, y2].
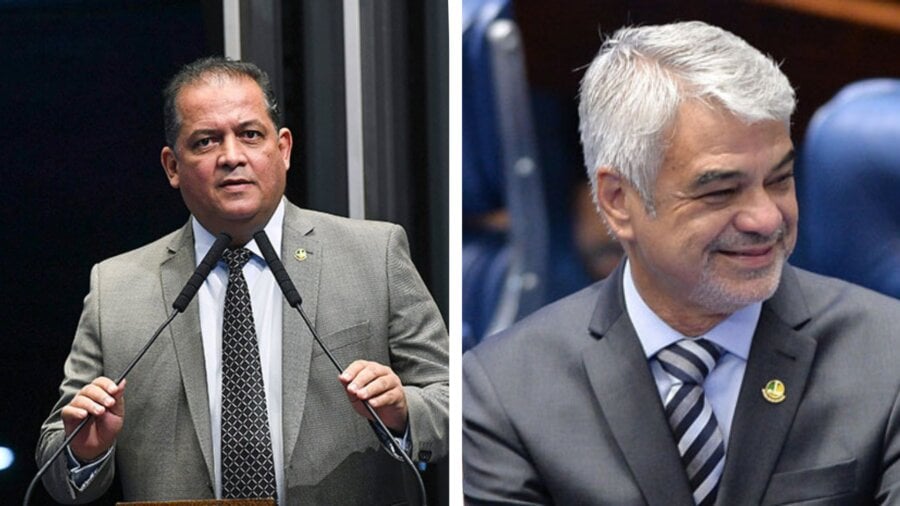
[117, 500, 275, 506]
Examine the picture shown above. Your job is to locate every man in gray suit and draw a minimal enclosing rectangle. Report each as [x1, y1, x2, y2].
[38, 58, 448, 504]
[464, 21, 900, 505]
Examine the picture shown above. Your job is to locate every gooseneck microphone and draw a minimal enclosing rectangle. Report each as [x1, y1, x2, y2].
[252, 230, 428, 506]
[173, 232, 232, 311]
[24, 232, 232, 506]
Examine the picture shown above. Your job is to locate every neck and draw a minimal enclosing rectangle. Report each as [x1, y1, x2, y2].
[226, 231, 253, 248]
[628, 263, 731, 337]
[648, 301, 728, 337]
[194, 207, 280, 250]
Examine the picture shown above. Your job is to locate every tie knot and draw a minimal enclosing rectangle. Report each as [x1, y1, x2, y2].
[223, 247, 253, 272]
[657, 339, 723, 385]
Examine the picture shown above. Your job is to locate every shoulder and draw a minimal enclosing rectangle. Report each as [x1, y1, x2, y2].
[779, 266, 900, 357]
[466, 280, 608, 371]
[286, 205, 403, 246]
[94, 227, 185, 274]
[788, 265, 900, 321]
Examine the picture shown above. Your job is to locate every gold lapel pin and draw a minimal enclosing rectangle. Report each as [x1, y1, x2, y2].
[294, 248, 308, 261]
[762, 379, 786, 404]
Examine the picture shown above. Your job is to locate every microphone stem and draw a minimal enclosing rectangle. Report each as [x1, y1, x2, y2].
[23, 309, 181, 506]
[252, 230, 428, 505]
[295, 305, 428, 506]
[113, 309, 180, 384]
[25, 232, 229, 506]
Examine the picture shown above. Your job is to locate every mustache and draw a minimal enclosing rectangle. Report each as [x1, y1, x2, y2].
[709, 224, 787, 251]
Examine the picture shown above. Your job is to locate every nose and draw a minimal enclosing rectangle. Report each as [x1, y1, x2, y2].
[218, 135, 247, 169]
[733, 188, 783, 237]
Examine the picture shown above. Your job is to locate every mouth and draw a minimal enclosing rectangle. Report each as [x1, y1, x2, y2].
[716, 244, 779, 268]
[720, 244, 774, 256]
[219, 178, 254, 191]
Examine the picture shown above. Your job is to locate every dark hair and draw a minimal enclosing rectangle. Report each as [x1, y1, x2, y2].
[163, 56, 281, 148]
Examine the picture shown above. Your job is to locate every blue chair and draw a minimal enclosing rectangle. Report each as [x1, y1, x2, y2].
[462, 0, 549, 348]
[794, 79, 900, 299]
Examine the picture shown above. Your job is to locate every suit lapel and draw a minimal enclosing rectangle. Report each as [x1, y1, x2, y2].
[716, 266, 817, 505]
[159, 222, 216, 486]
[583, 266, 695, 506]
[281, 203, 322, 465]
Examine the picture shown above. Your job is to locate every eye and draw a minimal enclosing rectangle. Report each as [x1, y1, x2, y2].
[699, 187, 737, 203]
[193, 137, 213, 149]
[242, 130, 263, 140]
[767, 171, 794, 187]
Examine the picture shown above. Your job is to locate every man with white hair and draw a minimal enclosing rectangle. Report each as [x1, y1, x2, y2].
[463, 21, 900, 505]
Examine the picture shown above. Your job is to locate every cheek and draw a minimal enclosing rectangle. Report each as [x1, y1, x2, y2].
[671, 214, 717, 243]
[262, 160, 288, 185]
[180, 171, 205, 189]
[782, 200, 800, 248]
[177, 167, 215, 196]
[782, 198, 799, 225]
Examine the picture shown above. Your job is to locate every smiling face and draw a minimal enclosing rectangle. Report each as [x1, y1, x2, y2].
[597, 100, 797, 334]
[161, 74, 292, 245]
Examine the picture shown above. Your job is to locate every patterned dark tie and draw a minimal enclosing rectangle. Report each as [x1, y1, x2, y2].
[656, 339, 726, 506]
[220, 247, 277, 499]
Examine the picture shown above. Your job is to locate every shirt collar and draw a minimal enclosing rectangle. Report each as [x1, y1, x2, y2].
[623, 259, 758, 361]
[191, 198, 286, 266]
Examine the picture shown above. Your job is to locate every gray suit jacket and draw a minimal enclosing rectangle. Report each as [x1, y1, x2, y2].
[464, 263, 900, 505]
[39, 201, 448, 505]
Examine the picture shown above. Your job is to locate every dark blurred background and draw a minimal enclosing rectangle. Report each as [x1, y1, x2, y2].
[0, 0, 448, 503]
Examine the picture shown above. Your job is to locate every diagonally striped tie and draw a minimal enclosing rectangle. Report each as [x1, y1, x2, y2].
[656, 339, 725, 506]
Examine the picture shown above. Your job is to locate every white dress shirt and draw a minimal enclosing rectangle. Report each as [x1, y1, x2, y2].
[67, 198, 410, 500]
[193, 199, 286, 504]
[622, 260, 760, 446]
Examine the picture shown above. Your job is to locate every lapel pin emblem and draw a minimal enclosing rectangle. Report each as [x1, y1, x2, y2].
[762, 379, 786, 404]
[294, 248, 308, 261]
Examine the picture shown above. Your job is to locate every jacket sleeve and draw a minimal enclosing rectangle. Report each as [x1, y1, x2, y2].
[463, 350, 549, 505]
[36, 264, 117, 504]
[384, 225, 449, 465]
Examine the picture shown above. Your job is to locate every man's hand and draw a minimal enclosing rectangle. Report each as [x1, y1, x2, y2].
[60, 377, 126, 462]
[339, 360, 408, 434]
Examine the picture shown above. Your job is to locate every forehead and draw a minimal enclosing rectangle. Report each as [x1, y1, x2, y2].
[175, 74, 269, 124]
[660, 101, 792, 180]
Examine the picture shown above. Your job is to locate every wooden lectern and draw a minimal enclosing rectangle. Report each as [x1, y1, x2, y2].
[117, 500, 275, 506]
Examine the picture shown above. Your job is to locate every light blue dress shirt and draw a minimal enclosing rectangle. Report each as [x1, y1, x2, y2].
[622, 260, 760, 446]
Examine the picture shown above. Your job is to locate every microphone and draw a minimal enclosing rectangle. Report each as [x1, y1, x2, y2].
[252, 230, 428, 506]
[173, 232, 232, 311]
[24, 232, 232, 506]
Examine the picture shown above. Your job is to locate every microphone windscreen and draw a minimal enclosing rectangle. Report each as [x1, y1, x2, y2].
[172, 232, 231, 312]
[253, 230, 303, 307]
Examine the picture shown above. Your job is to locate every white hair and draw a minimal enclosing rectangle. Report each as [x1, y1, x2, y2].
[578, 21, 796, 212]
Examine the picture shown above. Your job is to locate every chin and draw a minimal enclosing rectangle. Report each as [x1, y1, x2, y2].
[690, 260, 785, 314]
[218, 202, 263, 220]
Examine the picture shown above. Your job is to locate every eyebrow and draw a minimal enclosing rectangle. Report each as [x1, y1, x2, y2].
[691, 149, 796, 189]
[186, 120, 268, 139]
[237, 119, 266, 130]
[187, 128, 219, 139]
[771, 149, 796, 173]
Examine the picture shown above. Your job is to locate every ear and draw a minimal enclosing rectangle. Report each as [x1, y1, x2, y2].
[595, 167, 636, 242]
[161, 146, 180, 189]
[278, 127, 293, 171]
